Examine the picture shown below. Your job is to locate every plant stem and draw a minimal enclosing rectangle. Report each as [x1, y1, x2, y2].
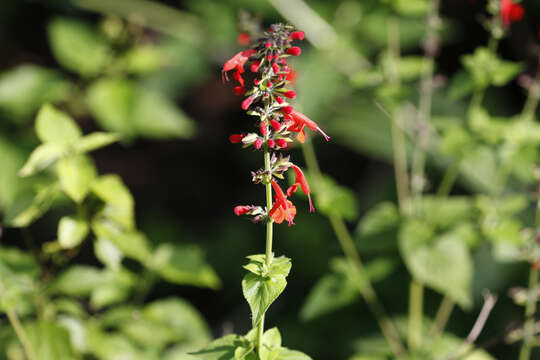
[6, 309, 36, 360]
[429, 296, 455, 337]
[408, 279, 424, 351]
[519, 268, 539, 360]
[258, 139, 274, 357]
[302, 137, 405, 356]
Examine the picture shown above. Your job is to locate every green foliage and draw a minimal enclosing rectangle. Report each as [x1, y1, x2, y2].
[242, 255, 292, 327]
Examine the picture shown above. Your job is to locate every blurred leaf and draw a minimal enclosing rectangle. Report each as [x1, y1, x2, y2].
[242, 255, 291, 327]
[468, 107, 508, 144]
[35, 104, 82, 145]
[0, 136, 30, 208]
[310, 173, 358, 221]
[399, 222, 473, 308]
[463, 48, 522, 89]
[355, 201, 400, 253]
[0, 246, 39, 312]
[94, 238, 123, 270]
[448, 70, 475, 100]
[74, 132, 120, 154]
[56, 154, 97, 203]
[4, 183, 60, 227]
[86, 324, 155, 360]
[48, 17, 112, 77]
[421, 195, 474, 229]
[58, 215, 89, 249]
[119, 45, 169, 74]
[0, 65, 71, 122]
[57, 316, 87, 354]
[87, 77, 195, 139]
[398, 56, 431, 81]
[439, 123, 474, 157]
[393, 0, 431, 16]
[151, 243, 221, 289]
[92, 220, 152, 264]
[191, 334, 247, 360]
[91, 174, 135, 230]
[19, 143, 66, 177]
[26, 321, 78, 360]
[460, 146, 500, 194]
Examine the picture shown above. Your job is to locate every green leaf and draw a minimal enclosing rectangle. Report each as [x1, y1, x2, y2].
[94, 237, 123, 270]
[191, 334, 248, 360]
[355, 202, 400, 253]
[35, 104, 82, 145]
[19, 143, 66, 177]
[119, 45, 169, 74]
[0, 246, 39, 312]
[468, 107, 508, 144]
[48, 17, 112, 77]
[420, 195, 474, 229]
[463, 48, 522, 89]
[151, 243, 221, 289]
[91, 174, 135, 230]
[26, 321, 78, 360]
[56, 154, 97, 203]
[448, 70, 475, 100]
[275, 349, 312, 360]
[4, 183, 59, 227]
[0, 64, 71, 121]
[242, 255, 291, 327]
[398, 56, 431, 81]
[92, 219, 152, 263]
[310, 173, 358, 221]
[74, 132, 120, 154]
[393, 0, 431, 16]
[399, 222, 473, 308]
[58, 215, 89, 249]
[86, 325, 154, 360]
[460, 146, 501, 194]
[260, 327, 282, 360]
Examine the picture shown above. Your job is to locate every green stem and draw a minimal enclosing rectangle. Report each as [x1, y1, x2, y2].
[409, 279, 424, 351]
[258, 138, 274, 357]
[429, 296, 455, 338]
[519, 268, 539, 360]
[6, 309, 36, 360]
[302, 138, 405, 356]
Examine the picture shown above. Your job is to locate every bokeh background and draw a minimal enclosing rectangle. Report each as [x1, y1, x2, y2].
[0, 0, 539, 359]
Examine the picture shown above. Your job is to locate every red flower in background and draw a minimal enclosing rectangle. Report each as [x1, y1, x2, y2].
[222, 49, 257, 84]
[501, 0, 524, 27]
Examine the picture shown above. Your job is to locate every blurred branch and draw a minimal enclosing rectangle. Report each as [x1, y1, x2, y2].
[71, 0, 203, 44]
[268, 0, 370, 75]
[519, 268, 540, 360]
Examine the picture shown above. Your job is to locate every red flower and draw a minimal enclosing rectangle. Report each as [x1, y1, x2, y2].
[289, 165, 314, 212]
[222, 49, 257, 81]
[254, 138, 263, 149]
[286, 69, 297, 84]
[286, 47, 302, 56]
[272, 63, 280, 73]
[260, 122, 268, 136]
[229, 134, 244, 143]
[271, 180, 294, 225]
[268, 139, 275, 148]
[237, 32, 250, 46]
[270, 119, 281, 131]
[276, 139, 287, 148]
[270, 200, 297, 224]
[234, 86, 246, 95]
[281, 105, 294, 114]
[290, 31, 305, 40]
[276, 96, 284, 104]
[501, 0, 524, 27]
[283, 90, 296, 99]
[288, 110, 330, 142]
[251, 61, 261, 73]
[242, 95, 255, 110]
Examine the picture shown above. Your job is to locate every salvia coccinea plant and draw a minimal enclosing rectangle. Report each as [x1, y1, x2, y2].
[193, 24, 328, 360]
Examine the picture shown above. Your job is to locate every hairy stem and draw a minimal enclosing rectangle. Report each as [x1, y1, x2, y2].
[302, 137, 405, 356]
[519, 268, 539, 360]
[6, 309, 36, 360]
[258, 137, 274, 357]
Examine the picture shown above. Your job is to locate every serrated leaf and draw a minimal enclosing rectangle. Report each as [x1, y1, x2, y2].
[242, 255, 291, 327]
[399, 223, 473, 309]
[48, 17, 112, 77]
[74, 132, 120, 154]
[56, 154, 97, 203]
[19, 143, 66, 177]
[58, 215, 89, 249]
[91, 174, 135, 230]
[35, 103, 82, 145]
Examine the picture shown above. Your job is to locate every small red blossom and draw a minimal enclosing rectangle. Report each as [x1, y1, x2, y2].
[229, 134, 244, 143]
[234, 205, 252, 216]
[286, 46, 302, 56]
[289, 110, 330, 141]
[276, 139, 287, 148]
[290, 165, 314, 212]
[276, 96, 284, 104]
[251, 61, 261, 73]
[233, 71, 245, 87]
[268, 139, 275, 148]
[282, 105, 294, 114]
[501, 0, 524, 27]
[254, 138, 263, 149]
[260, 122, 268, 136]
[222, 49, 256, 81]
[270, 200, 297, 224]
[286, 69, 297, 84]
[290, 31, 305, 40]
[234, 86, 246, 95]
[242, 96, 255, 110]
[283, 90, 296, 99]
[237, 32, 250, 46]
[270, 119, 281, 131]
[271, 180, 294, 225]
[272, 63, 280, 73]
[265, 41, 272, 48]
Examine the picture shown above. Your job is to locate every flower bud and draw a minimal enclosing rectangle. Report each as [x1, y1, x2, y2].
[234, 205, 252, 216]
[251, 61, 261, 73]
[276, 96, 284, 104]
[270, 119, 281, 131]
[281, 105, 293, 114]
[237, 32, 250, 45]
[272, 63, 280, 73]
[267, 81, 273, 88]
[254, 138, 263, 149]
[273, 53, 279, 60]
[268, 139, 275, 148]
[229, 134, 244, 143]
[283, 90, 296, 99]
[277, 139, 287, 148]
[290, 31, 305, 40]
[242, 96, 255, 110]
[260, 122, 268, 136]
[265, 41, 272, 48]
[267, 54, 272, 61]
[286, 46, 301, 56]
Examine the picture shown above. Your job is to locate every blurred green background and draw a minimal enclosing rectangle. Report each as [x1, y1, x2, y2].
[0, 0, 539, 359]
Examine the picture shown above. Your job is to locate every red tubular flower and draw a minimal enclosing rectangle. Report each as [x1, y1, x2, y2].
[290, 110, 330, 141]
[234, 205, 252, 216]
[222, 49, 256, 81]
[229, 134, 244, 143]
[268, 139, 275, 148]
[260, 122, 268, 136]
[272, 63, 280, 73]
[291, 165, 314, 212]
[254, 138, 263, 149]
[270, 119, 281, 132]
[276, 139, 287, 148]
[290, 31, 305, 40]
[270, 200, 297, 224]
[251, 61, 261, 73]
[283, 90, 296, 99]
[276, 96, 284, 104]
[286, 69, 297, 83]
[237, 32, 250, 46]
[233, 71, 245, 87]
[501, 0, 524, 27]
[281, 105, 293, 114]
[271, 180, 294, 225]
[286, 47, 302, 56]
[234, 86, 246, 95]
